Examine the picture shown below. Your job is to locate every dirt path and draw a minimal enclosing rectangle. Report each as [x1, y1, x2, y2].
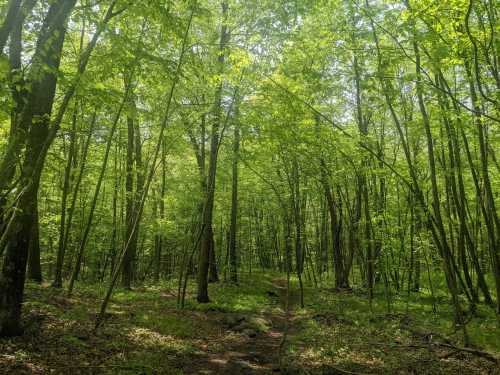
[3, 280, 498, 374]
[185, 278, 301, 374]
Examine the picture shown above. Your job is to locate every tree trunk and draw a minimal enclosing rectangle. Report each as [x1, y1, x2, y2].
[316, 116, 348, 289]
[464, 59, 500, 314]
[0, 0, 36, 246]
[68, 82, 131, 295]
[228, 121, 240, 283]
[52, 107, 79, 288]
[0, 0, 76, 337]
[122, 85, 136, 289]
[197, 1, 229, 303]
[0, 0, 23, 53]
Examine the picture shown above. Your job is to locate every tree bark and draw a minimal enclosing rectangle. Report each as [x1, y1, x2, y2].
[228, 120, 240, 283]
[0, 0, 76, 337]
[197, 1, 229, 303]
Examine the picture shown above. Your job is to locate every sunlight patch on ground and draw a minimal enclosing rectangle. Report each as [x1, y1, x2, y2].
[127, 327, 193, 353]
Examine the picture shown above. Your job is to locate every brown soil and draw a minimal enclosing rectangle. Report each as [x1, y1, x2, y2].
[184, 277, 300, 374]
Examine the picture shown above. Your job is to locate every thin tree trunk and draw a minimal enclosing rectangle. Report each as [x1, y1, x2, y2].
[122, 82, 136, 289]
[52, 107, 79, 288]
[411, 36, 466, 338]
[197, 1, 229, 303]
[67, 81, 132, 295]
[95, 11, 193, 330]
[228, 119, 240, 283]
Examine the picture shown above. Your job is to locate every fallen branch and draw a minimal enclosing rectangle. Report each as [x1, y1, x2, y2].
[436, 343, 499, 364]
[397, 342, 499, 364]
[398, 323, 499, 363]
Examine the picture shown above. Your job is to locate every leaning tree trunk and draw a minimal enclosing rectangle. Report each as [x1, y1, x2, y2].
[0, 0, 76, 337]
[411, 36, 466, 337]
[0, 0, 36, 244]
[67, 83, 131, 295]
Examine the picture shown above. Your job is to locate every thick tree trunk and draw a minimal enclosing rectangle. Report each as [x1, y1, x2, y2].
[0, 184, 35, 336]
[0, 0, 22, 52]
[0, 0, 76, 337]
[0, 0, 35, 244]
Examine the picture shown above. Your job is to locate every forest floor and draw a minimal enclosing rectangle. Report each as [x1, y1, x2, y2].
[1, 272, 500, 374]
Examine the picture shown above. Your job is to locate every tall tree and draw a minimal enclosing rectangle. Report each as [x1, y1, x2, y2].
[197, 1, 229, 303]
[0, 0, 77, 336]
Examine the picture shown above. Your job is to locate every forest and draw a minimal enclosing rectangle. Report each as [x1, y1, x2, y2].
[0, 0, 499, 373]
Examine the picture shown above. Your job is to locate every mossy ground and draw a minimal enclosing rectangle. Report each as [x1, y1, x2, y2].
[0, 271, 499, 374]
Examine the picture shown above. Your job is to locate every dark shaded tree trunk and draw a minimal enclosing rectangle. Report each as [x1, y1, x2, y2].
[0, 0, 36, 246]
[0, 0, 23, 53]
[208, 226, 219, 283]
[438, 72, 494, 306]
[463, 59, 500, 314]
[197, 1, 228, 303]
[0, 0, 76, 337]
[316, 116, 348, 289]
[411, 37, 466, 337]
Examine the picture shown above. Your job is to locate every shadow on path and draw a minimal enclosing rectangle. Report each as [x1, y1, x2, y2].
[184, 277, 301, 374]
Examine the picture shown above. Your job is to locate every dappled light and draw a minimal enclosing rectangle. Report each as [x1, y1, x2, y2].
[0, 0, 499, 374]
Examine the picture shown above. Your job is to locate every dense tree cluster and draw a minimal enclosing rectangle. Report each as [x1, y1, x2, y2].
[0, 0, 498, 344]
